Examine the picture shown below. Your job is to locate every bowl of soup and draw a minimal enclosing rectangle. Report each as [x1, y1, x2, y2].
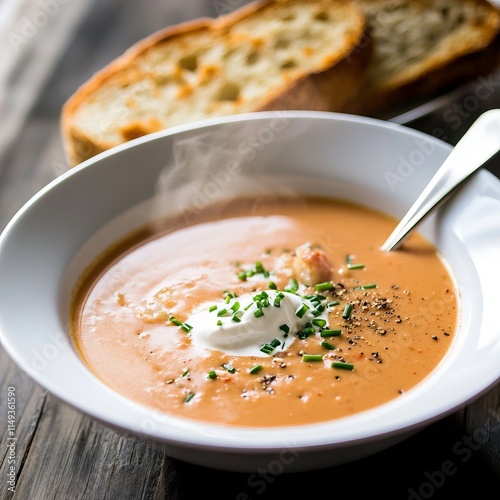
[0, 111, 499, 472]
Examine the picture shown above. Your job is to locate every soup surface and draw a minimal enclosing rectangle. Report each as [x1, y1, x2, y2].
[71, 197, 458, 427]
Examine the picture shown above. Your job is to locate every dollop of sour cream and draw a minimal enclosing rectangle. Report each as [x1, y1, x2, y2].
[188, 290, 328, 357]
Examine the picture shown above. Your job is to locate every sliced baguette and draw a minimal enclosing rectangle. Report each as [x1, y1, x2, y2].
[61, 0, 371, 166]
[342, 0, 500, 116]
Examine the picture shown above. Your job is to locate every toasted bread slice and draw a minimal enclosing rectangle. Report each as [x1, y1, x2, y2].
[61, 0, 371, 166]
[342, 0, 500, 116]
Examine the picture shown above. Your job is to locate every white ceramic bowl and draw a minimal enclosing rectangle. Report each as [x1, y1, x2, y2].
[1, 111, 499, 473]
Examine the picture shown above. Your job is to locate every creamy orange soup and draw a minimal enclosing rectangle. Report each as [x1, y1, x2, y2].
[71, 197, 458, 427]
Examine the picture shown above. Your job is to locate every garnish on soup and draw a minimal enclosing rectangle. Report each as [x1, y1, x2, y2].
[71, 197, 458, 427]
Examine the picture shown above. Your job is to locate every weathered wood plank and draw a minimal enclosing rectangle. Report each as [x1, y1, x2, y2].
[464, 389, 500, 480]
[10, 395, 181, 500]
[0, 351, 47, 499]
[170, 411, 498, 499]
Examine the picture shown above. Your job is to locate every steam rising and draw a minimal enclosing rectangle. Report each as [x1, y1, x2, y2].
[151, 114, 307, 229]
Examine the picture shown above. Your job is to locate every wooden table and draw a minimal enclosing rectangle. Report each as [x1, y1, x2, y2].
[1, 2, 499, 498]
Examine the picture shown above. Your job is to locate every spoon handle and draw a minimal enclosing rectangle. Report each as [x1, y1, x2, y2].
[381, 109, 500, 252]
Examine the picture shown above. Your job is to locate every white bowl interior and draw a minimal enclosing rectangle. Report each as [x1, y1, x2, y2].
[0, 111, 499, 472]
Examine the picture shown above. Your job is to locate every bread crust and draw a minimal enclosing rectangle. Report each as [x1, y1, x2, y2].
[61, 18, 215, 166]
[341, 0, 500, 116]
[63, 0, 500, 166]
[61, 0, 371, 166]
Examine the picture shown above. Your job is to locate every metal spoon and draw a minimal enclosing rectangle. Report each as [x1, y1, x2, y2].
[381, 109, 500, 252]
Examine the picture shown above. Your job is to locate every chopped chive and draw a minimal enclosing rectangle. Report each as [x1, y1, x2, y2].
[274, 292, 285, 307]
[302, 354, 323, 362]
[332, 361, 354, 370]
[254, 309, 264, 318]
[260, 344, 274, 355]
[327, 300, 340, 307]
[237, 271, 247, 281]
[169, 316, 192, 332]
[296, 328, 315, 340]
[184, 392, 195, 403]
[182, 369, 190, 377]
[225, 295, 231, 304]
[249, 364, 263, 374]
[303, 325, 315, 335]
[321, 341, 336, 350]
[285, 278, 298, 293]
[244, 302, 253, 310]
[255, 261, 265, 273]
[207, 370, 217, 380]
[279, 324, 290, 334]
[347, 263, 365, 270]
[320, 329, 342, 337]
[217, 308, 228, 317]
[346, 254, 354, 265]
[232, 314, 241, 323]
[268, 281, 277, 290]
[208, 305, 217, 312]
[295, 303, 310, 318]
[169, 317, 183, 327]
[354, 283, 377, 290]
[217, 319, 223, 326]
[222, 363, 236, 373]
[342, 303, 353, 319]
[315, 281, 334, 292]
[231, 301, 240, 312]
[312, 318, 327, 328]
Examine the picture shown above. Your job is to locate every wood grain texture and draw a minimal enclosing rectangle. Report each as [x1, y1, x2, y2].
[1, 0, 499, 498]
[12, 398, 180, 500]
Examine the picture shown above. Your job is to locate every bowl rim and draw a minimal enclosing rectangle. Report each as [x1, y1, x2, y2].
[1, 110, 499, 457]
